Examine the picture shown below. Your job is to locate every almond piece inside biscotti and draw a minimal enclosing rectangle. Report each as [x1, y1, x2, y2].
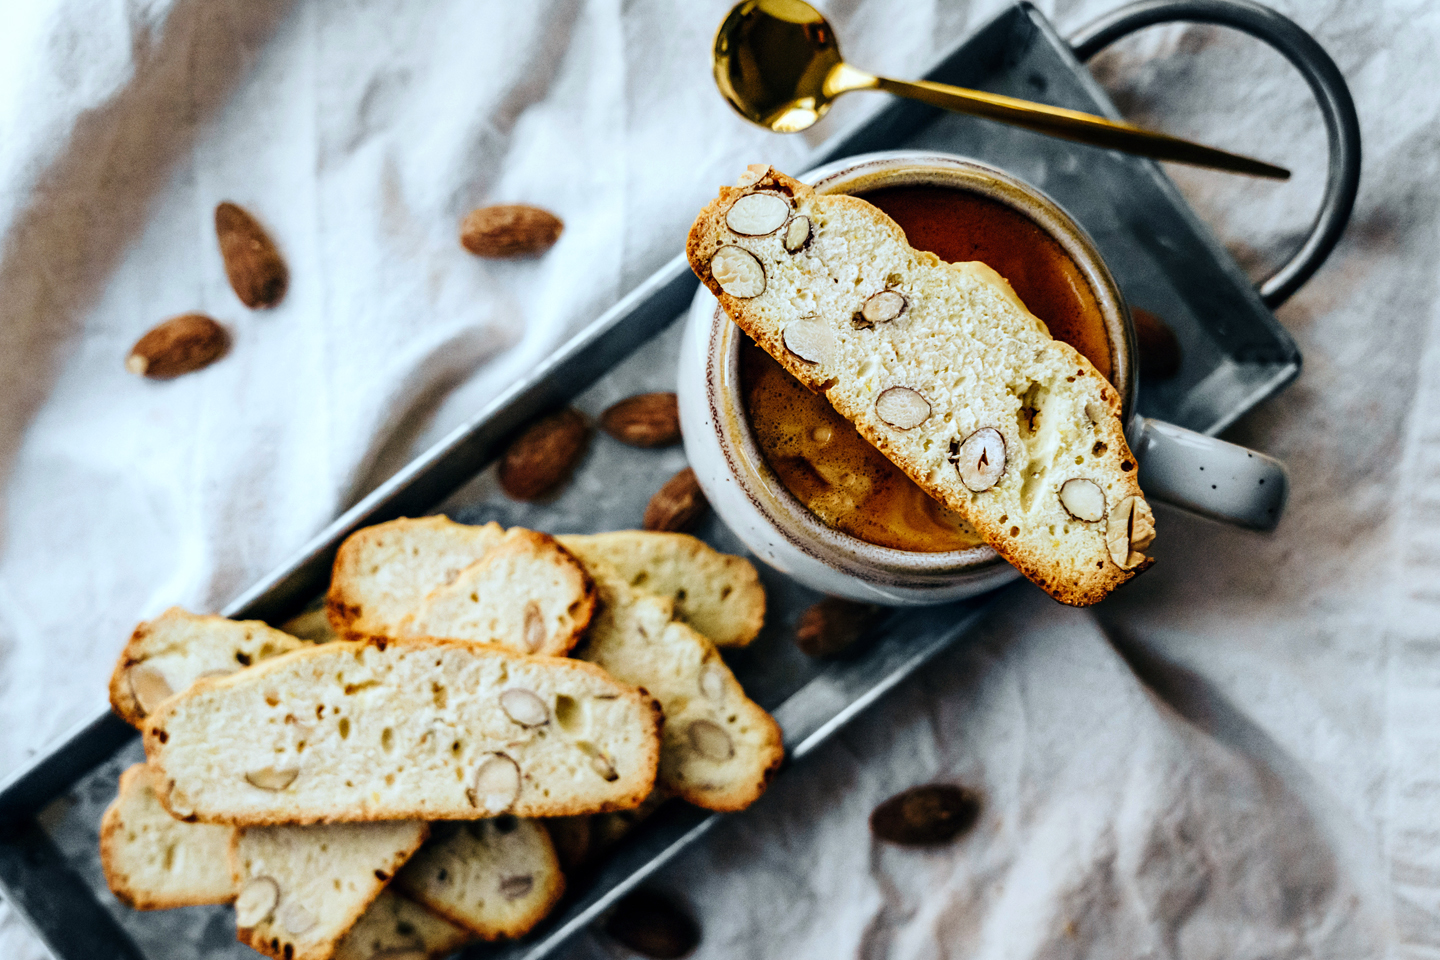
[144, 638, 661, 825]
[685, 166, 1155, 605]
[109, 608, 309, 728]
[100, 763, 236, 910]
[395, 817, 565, 941]
[231, 820, 428, 960]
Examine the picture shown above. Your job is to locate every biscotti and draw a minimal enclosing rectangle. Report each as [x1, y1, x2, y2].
[328, 517, 595, 655]
[577, 564, 782, 811]
[109, 608, 308, 727]
[686, 166, 1156, 605]
[327, 516, 506, 638]
[558, 531, 765, 647]
[395, 817, 565, 940]
[231, 820, 428, 960]
[144, 638, 661, 824]
[402, 528, 596, 655]
[334, 888, 471, 960]
[100, 763, 235, 910]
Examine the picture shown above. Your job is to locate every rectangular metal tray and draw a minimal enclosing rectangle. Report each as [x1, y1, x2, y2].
[0, 4, 1300, 959]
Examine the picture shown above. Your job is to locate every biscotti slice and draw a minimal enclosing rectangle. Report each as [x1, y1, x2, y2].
[231, 820, 428, 960]
[329, 518, 595, 655]
[145, 638, 661, 825]
[577, 564, 783, 811]
[335, 888, 471, 960]
[687, 167, 1156, 605]
[558, 532, 765, 647]
[401, 528, 597, 656]
[327, 516, 508, 639]
[110, 607, 308, 727]
[100, 763, 235, 910]
[395, 817, 565, 941]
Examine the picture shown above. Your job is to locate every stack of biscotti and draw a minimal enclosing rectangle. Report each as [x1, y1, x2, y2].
[329, 518, 782, 811]
[102, 521, 776, 958]
[686, 165, 1156, 606]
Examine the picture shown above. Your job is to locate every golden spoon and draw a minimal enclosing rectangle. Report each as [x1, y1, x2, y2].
[713, 0, 1289, 179]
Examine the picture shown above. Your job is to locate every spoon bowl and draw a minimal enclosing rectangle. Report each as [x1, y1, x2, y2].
[712, 0, 1288, 178]
[714, 0, 842, 133]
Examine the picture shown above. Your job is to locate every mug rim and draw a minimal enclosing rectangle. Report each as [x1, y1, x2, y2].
[703, 150, 1135, 583]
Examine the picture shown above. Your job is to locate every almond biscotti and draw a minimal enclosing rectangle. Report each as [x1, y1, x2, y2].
[144, 638, 661, 825]
[395, 817, 565, 941]
[334, 888, 471, 960]
[558, 532, 765, 647]
[686, 166, 1156, 605]
[100, 763, 236, 910]
[577, 564, 782, 811]
[328, 517, 595, 655]
[231, 820, 428, 960]
[110, 608, 308, 728]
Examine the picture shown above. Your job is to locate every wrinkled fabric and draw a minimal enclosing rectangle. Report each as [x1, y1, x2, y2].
[0, 0, 1431, 957]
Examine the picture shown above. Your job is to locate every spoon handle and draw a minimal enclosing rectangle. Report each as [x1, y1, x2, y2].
[873, 76, 1288, 180]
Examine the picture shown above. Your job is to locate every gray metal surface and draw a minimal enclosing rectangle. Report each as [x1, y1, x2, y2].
[0, 2, 1355, 958]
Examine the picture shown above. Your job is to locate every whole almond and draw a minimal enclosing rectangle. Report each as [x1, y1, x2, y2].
[600, 392, 681, 448]
[603, 890, 700, 960]
[643, 467, 707, 532]
[126, 314, 230, 379]
[1132, 307, 1182, 381]
[499, 408, 590, 501]
[870, 783, 980, 847]
[461, 204, 563, 258]
[794, 598, 883, 659]
[215, 202, 288, 309]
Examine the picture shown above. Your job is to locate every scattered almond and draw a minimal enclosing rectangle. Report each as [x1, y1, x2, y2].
[126, 314, 230, 379]
[600, 393, 681, 448]
[643, 467, 708, 532]
[460, 204, 563, 258]
[215, 202, 288, 309]
[604, 890, 700, 960]
[1133, 307, 1182, 381]
[499, 408, 590, 501]
[686, 720, 734, 761]
[500, 688, 550, 728]
[794, 598, 882, 658]
[870, 783, 980, 846]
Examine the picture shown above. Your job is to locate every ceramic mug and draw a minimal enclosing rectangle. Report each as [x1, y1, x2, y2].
[676, 151, 1287, 604]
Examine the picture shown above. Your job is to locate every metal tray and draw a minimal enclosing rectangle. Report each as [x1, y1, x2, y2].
[0, 3, 1358, 958]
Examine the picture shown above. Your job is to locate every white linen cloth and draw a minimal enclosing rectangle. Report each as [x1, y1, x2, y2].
[0, 0, 1430, 956]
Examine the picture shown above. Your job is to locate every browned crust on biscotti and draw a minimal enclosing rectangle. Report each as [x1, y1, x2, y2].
[231, 823, 431, 960]
[682, 705, 783, 812]
[401, 527, 598, 656]
[109, 619, 161, 726]
[145, 637, 662, 825]
[325, 516, 500, 640]
[399, 825, 567, 941]
[109, 608, 308, 728]
[100, 763, 236, 910]
[686, 167, 1151, 606]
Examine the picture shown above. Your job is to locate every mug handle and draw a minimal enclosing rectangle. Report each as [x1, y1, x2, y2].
[1128, 417, 1287, 530]
[1068, 0, 1362, 308]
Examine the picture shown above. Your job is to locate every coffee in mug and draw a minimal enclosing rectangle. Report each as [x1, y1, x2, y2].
[739, 184, 1111, 553]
